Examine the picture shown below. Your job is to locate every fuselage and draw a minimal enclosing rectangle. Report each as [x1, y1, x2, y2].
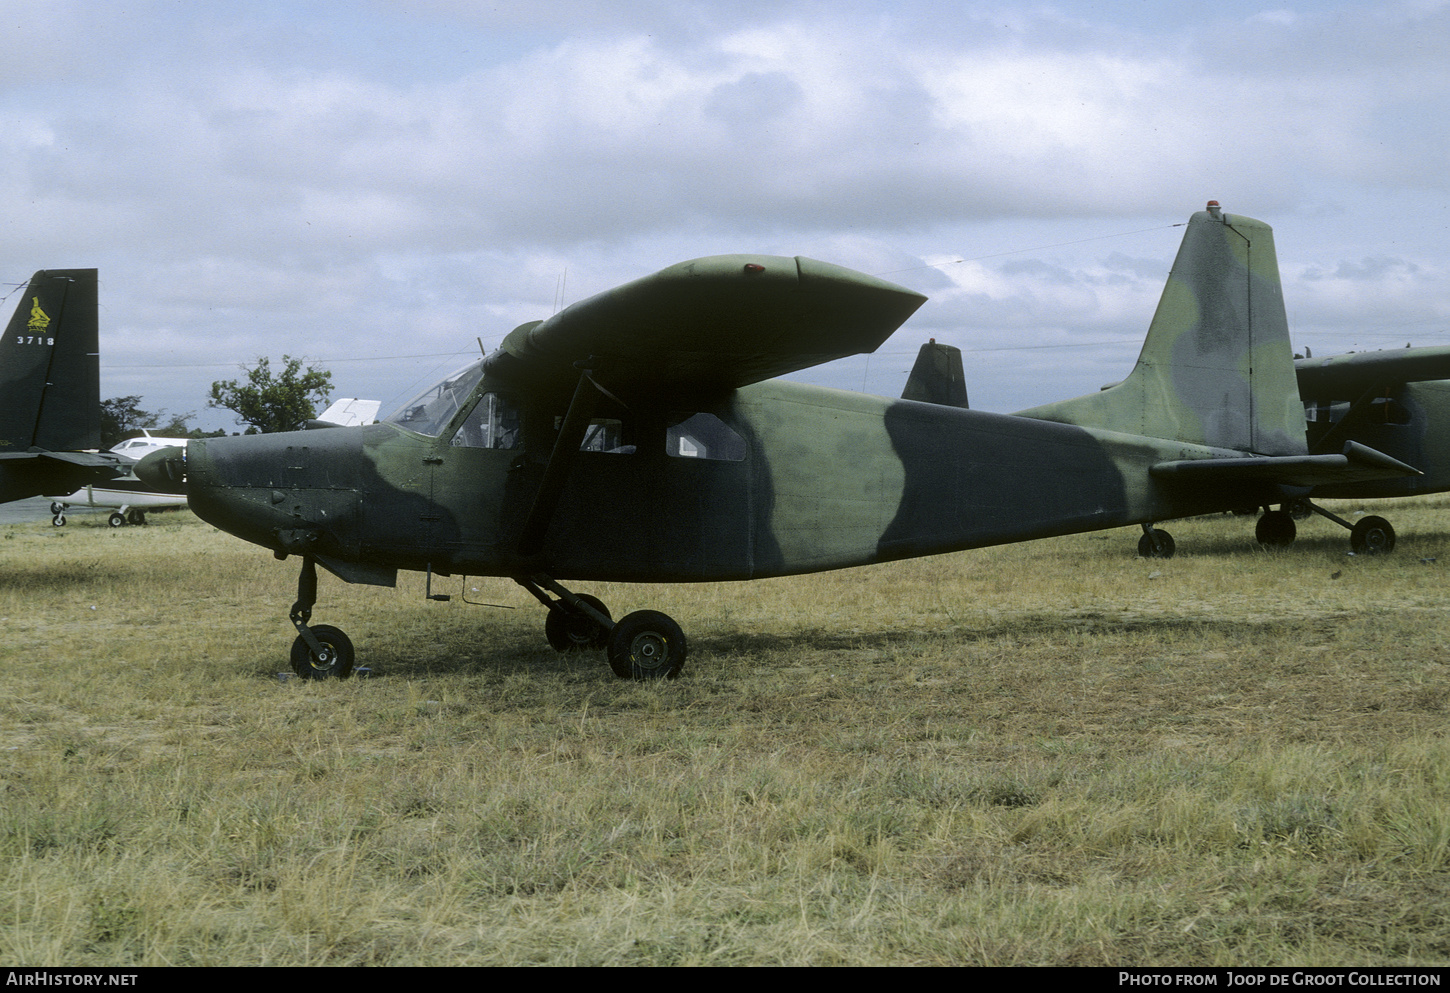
[174, 371, 1268, 586]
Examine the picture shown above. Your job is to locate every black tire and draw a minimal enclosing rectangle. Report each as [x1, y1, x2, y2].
[1137, 528, 1175, 559]
[1287, 499, 1312, 521]
[1256, 510, 1296, 547]
[126, 509, 147, 526]
[49, 502, 63, 516]
[107, 512, 126, 528]
[1351, 515, 1395, 555]
[607, 610, 687, 680]
[289, 624, 355, 679]
[51, 514, 66, 527]
[544, 594, 611, 652]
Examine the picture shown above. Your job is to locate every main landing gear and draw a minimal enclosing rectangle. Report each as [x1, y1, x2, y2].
[1138, 524, 1176, 559]
[48, 503, 147, 527]
[280, 558, 687, 681]
[518, 575, 688, 680]
[1253, 501, 1396, 555]
[1135, 503, 1398, 558]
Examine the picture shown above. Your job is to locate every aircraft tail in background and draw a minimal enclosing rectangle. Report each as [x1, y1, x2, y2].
[0, 269, 124, 506]
[0, 269, 101, 454]
[901, 340, 969, 408]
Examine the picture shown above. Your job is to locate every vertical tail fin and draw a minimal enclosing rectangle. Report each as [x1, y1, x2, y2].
[902, 340, 969, 407]
[0, 269, 100, 453]
[1016, 206, 1306, 456]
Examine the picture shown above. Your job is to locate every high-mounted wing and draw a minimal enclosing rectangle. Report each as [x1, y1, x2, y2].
[1297, 346, 1450, 402]
[482, 255, 927, 395]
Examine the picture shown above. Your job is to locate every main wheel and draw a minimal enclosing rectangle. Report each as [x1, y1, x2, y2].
[544, 594, 612, 652]
[1137, 528, 1175, 559]
[49, 502, 63, 516]
[1351, 515, 1395, 555]
[107, 512, 126, 527]
[126, 509, 147, 526]
[607, 610, 687, 680]
[1256, 510, 1296, 547]
[51, 514, 66, 527]
[289, 624, 355, 679]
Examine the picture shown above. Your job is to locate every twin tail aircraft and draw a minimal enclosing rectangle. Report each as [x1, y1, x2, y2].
[136, 204, 1422, 682]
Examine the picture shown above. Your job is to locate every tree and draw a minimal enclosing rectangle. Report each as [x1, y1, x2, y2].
[208, 355, 333, 434]
[100, 395, 159, 447]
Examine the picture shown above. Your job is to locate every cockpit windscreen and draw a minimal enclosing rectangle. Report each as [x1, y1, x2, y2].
[383, 360, 486, 437]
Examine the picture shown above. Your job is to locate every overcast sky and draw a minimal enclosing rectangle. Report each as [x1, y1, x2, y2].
[3, 0, 1448, 433]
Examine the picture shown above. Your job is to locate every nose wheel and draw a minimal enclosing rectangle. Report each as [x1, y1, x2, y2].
[288, 557, 356, 679]
[290, 624, 355, 679]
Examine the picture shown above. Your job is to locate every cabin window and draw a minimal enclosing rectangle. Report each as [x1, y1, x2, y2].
[580, 418, 633, 454]
[666, 412, 746, 461]
[548, 413, 636, 454]
[451, 392, 520, 449]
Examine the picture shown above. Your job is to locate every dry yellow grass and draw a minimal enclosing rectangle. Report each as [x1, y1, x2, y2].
[2, 500, 1448, 965]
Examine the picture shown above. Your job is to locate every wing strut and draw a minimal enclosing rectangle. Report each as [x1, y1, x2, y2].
[1308, 380, 1389, 456]
[515, 360, 603, 558]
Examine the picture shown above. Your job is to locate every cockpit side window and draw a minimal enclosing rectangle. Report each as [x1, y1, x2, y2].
[666, 412, 746, 461]
[451, 392, 520, 449]
[383, 360, 486, 438]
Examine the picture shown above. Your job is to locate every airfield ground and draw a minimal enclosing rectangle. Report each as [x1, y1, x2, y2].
[1, 501, 1448, 966]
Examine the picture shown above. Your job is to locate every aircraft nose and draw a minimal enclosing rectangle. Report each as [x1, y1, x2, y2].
[135, 446, 187, 493]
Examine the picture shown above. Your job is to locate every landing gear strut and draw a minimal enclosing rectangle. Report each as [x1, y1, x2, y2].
[288, 557, 355, 679]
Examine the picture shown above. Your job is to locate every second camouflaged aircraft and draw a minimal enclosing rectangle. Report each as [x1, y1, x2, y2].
[138, 203, 1420, 681]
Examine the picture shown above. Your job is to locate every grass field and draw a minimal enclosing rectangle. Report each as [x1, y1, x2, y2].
[2, 500, 1448, 966]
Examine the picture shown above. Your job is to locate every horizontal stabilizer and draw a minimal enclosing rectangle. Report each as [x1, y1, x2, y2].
[314, 398, 381, 427]
[483, 255, 927, 395]
[0, 448, 123, 471]
[1150, 440, 1420, 488]
[1296, 345, 1450, 401]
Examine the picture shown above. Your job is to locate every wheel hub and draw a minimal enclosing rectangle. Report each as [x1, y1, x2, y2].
[632, 633, 666, 668]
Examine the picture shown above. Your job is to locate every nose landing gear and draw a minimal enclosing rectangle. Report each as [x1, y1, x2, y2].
[288, 557, 355, 679]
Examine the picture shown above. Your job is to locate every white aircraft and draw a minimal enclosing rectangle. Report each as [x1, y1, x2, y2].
[46, 399, 380, 526]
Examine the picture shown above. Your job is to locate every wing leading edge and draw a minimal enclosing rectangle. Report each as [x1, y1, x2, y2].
[482, 255, 927, 394]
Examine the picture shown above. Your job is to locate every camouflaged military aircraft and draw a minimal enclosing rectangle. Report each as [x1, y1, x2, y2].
[0, 269, 127, 505]
[1256, 344, 1450, 551]
[136, 203, 1423, 682]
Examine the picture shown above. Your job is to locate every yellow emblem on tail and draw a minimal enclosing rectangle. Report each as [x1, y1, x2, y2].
[28, 297, 50, 332]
